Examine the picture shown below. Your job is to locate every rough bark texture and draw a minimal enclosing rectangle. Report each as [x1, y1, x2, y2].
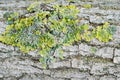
[0, 0, 120, 80]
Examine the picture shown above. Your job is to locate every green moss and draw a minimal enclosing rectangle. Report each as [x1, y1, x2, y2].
[82, 4, 92, 9]
[90, 47, 97, 54]
[86, 56, 112, 63]
[0, 3, 116, 68]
